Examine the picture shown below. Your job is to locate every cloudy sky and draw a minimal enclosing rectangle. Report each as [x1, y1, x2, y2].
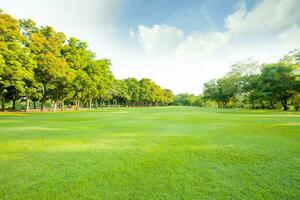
[1, 0, 300, 94]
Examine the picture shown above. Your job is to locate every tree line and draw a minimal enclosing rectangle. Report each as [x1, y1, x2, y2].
[173, 51, 300, 111]
[0, 11, 174, 111]
[201, 52, 300, 111]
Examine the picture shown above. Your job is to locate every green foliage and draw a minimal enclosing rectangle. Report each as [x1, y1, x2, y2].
[203, 74, 240, 108]
[259, 63, 300, 110]
[125, 77, 140, 105]
[229, 59, 261, 77]
[162, 89, 174, 105]
[0, 13, 36, 110]
[173, 93, 203, 106]
[280, 49, 300, 65]
[0, 12, 173, 110]
[203, 58, 300, 110]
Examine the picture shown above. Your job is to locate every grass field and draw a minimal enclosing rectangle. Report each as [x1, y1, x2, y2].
[0, 107, 299, 199]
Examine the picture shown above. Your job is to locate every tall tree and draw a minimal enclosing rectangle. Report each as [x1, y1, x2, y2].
[259, 63, 300, 110]
[61, 37, 94, 109]
[162, 89, 174, 106]
[27, 25, 73, 110]
[139, 78, 155, 106]
[0, 53, 5, 110]
[85, 59, 114, 107]
[111, 79, 129, 107]
[203, 74, 240, 108]
[229, 59, 261, 77]
[125, 78, 140, 106]
[0, 13, 35, 110]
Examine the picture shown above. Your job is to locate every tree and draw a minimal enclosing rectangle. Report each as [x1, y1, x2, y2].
[173, 93, 193, 106]
[111, 79, 129, 107]
[230, 59, 261, 77]
[259, 63, 300, 110]
[194, 95, 204, 107]
[173, 93, 203, 107]
[162, 89, 174, 106]
[203, 80, 218, 105]
[139, 78, 155, 106]
[151, 83, 164, 106]
[280, 49, 300, 65]
[26, 25, 73, 111]
[125, 78, 140, 106]
[0, 13, 36, 110]
[85, 59, 114, 108]
[0, 53, 5, 110]
[203, 74, 240, 108]
[61, 37, 94, 109]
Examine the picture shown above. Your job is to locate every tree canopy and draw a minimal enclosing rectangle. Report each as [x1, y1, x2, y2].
[0, 12, 174, 111]
[203, 58, 300, 110]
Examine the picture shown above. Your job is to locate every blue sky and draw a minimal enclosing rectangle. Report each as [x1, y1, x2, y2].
[118, 0, 243, 32]
[1, 0, 300, 94]
[113, 0, 258, 43]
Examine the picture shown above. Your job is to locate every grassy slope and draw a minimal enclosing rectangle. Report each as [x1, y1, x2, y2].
[0, 107, 299, 199]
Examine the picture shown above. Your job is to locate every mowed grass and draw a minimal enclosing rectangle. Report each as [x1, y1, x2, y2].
[0, 107, 299, 199]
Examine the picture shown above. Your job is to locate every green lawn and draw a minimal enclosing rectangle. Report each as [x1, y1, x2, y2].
[0, 107, 299, 199]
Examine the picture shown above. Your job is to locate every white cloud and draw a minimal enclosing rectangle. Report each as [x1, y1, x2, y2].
[225, 0, 300, 36]
[136, 25, 184, 55]
[128, 26, 233, 94]
[176, 31, 231, 58]
[278, 24, 300, 49]
[133, 24, 231, 59]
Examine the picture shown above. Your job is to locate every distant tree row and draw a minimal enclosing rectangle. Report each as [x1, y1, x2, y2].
[172, 93, 204, 107]
[172, 51, 300, 111]
[202, 51, 300, 111]
[0, 11, 174, 111]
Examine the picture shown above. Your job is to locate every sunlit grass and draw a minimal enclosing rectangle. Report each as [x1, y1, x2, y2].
[0, 107, 299, 199]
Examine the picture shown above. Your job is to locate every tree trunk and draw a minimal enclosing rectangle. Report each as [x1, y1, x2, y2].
[270, 99, 274, 109]
[1, 97, 4, 111]
[41, 85, 46, 111]
[41, 96, 46, 111]
[283, 98, 288, 111]
[26, 97, 30, 112]
[52, 101, 57, 112]
[95, 99, 98, 109]
[41, 95, 46, 111]
[33, 100, 36, 109]
[12, 99, 16, 110]
[89, 98, 92, 110]
[61, 100, 64, 111]
[280, 96, 288, 111]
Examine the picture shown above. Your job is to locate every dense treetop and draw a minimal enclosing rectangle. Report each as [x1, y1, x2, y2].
[203, 57, 300, 110]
